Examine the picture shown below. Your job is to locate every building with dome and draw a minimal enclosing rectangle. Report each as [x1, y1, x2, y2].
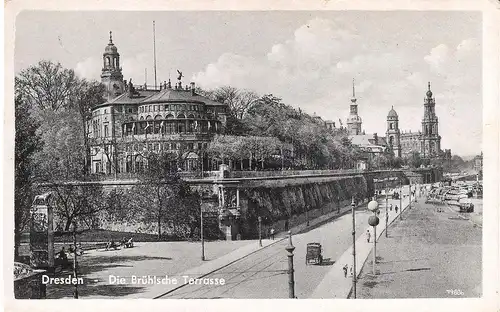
[88, 32, 228, 175]
[346, 80, 450, 162]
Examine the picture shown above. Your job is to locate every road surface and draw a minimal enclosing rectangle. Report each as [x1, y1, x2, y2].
[159, 189, 409, 299]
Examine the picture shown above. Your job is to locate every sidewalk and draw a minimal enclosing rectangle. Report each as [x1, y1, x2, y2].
[309, 186, 413, 298]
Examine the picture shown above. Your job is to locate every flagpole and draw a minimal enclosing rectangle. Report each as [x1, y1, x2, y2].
[153, 21, 157, 90]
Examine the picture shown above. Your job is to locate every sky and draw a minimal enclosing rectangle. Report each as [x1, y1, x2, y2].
[14, 11, 482, 157]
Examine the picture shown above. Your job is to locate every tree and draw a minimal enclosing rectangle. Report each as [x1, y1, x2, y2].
[406, 151, 423, 168]
[126, 152, 199, 239]
[16, 60, 105, 179]
[15, 60, 78, 112]
[48, 184, 106, 231]
[14, 95, 43, 260]
[72, 80, 106, 176]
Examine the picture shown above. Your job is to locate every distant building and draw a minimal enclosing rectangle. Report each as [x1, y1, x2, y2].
[346, 81, 450, 161]
[474, 152, 483, 173]
[88, 32, 228, 175]
[346, 80, 363, 135]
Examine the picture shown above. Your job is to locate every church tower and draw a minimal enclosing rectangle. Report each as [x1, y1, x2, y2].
[420, 82, 441, 158]
[101, 31, 124, 100]
[386, 106, 401, 157]
[346, 79, 362, 135]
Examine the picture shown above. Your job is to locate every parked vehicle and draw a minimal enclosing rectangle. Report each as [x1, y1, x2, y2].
[305, 243, 323, 265]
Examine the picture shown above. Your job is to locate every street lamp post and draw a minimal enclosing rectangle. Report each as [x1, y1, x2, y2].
[200, 199, 205, 261]
[409, 181, 412, 210]
[72, 221, 79, 299]
[258, 216, 262, 247]
[399, 180, 403, 221]
[351, 197, 357, 298]
[285, 231, 296, 298]
[385, 182, 389, 238]
[368, 199, 379, 275]
[306, 205, 310, 226]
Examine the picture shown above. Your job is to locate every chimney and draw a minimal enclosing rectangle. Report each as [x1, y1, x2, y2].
[191, 82, 196, 95]
[373, 133, 378, 145]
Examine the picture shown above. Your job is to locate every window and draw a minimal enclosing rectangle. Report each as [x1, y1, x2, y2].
[104, 109, 107, 114]
[188, 143, 194, 150]
[128, 108, 133, 113]
[165, 105, 169, 110]
[154, 105, 158, 112]
[198, 143, 202, 150]
[104, 124, 109, 137]
[390, 123, 393, 129]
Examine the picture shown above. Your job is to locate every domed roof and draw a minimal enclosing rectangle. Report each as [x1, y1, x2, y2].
[105, 43, 118, 54]
[104, 31, 118, 54]
[387, 106, 398, 118]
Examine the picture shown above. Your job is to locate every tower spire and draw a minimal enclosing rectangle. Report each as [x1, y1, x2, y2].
[109, 31, 113, 44]
[351, 78, 357, 103]
[428, 81, 431, 91]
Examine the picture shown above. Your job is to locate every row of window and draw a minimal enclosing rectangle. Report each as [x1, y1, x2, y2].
[93, 106, 136, 116]
[123, 142, 208, 152]
[92, 105, 226, 116]
[139, 104, 202, 113]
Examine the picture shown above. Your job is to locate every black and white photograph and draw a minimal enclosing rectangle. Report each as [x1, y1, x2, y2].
[4, 1, 499, 311]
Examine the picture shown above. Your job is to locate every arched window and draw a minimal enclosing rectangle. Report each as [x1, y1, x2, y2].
[188, 114, 195, 118]
[177, 114, 186, 119]
[390, 123, 393, 130]
[165, 114, 174, 119]
[389, 136, 394, 146]
[146, 115, 152, 120]
[154, 115, 162, 120]
[106, 57, 111, 67]
[140, 116, 144, 120]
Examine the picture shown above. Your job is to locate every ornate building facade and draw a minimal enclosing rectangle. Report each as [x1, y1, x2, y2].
[385, 106, 401, 157]
[88, 33, 228, 175]
[346, 81, 450, 161]
[346, 80, 363, 135]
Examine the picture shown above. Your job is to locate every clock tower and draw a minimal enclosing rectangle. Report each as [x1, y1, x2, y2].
[101, 31, 124, 100]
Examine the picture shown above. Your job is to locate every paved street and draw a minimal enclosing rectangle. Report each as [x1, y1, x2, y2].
[357, 196, 482, 298]
[158, 187, 412, 299]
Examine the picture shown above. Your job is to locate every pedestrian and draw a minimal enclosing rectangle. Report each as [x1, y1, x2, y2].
[395, 205, 398, 213]
[343, 264, 348, 278]
[270, 228, 275, 240]
[389, 204, 393, 211]
[284, 220, 289, 231]
[366, 229, 371, 243]
[350, 266, 353, 277]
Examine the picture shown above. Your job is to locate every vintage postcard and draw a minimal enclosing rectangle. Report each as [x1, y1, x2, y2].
[3, 0, 499, 311]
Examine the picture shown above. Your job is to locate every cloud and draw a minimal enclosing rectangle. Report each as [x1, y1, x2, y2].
[75, 57, 101, 80]
[160, 18, 481, 155]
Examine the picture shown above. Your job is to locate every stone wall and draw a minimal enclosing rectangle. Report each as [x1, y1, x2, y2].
[237, 175, 369, 239]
